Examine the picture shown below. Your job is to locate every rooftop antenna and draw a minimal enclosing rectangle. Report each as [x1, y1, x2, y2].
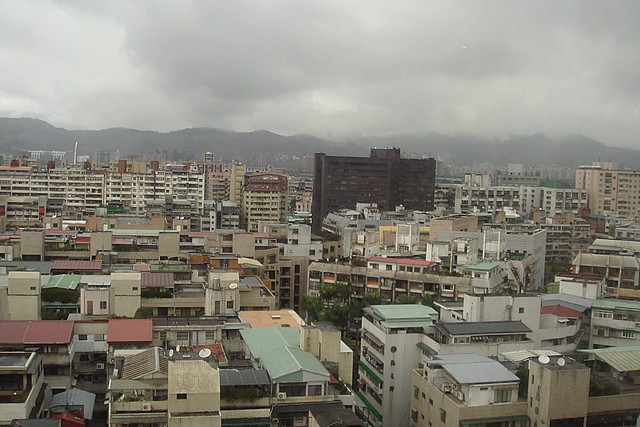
[176, 344, 181, 353]
[538, 355, 550, 364]
[557, 358, 566, 367]
[198, 348, 212, 359]
[169, 349, 174, 358]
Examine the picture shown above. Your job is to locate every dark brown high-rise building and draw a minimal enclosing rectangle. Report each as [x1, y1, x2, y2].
[312, 148, 436, 233]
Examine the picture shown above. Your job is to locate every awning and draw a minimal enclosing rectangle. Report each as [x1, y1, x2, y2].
[579, 346, 640, 372]
[238, 257, 263, 268]
[355, 391, 382, 421]
[417, 341, 438, 356]
[358, 360, 382, 383]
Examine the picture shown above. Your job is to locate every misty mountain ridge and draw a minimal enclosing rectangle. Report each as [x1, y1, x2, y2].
[0, 117, 639, 170]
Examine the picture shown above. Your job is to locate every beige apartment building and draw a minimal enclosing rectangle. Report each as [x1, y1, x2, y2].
[242, 173, 288, 233]
[576, 161, 640, 219]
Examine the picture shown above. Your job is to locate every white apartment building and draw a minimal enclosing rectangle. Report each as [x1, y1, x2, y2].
[0, 169, 205, 215]
[358, 304, 438, 427]
[520, 187, 589, 217]
[590, 299, 640, 348]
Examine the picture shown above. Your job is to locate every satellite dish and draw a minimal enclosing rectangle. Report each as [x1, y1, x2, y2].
[199, 348, 212, 358]
[557, 358, 566, 367]
[169, 349, 174, 358]
[176, 345, 181, 353]
[229, 283, 238, 289]
[538, 355, 550, 364]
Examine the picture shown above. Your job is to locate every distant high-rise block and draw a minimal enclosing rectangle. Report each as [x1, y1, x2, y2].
[312, 148, 436, 233]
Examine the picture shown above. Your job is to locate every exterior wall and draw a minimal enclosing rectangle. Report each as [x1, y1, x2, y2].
[7, 271, 41, 320]
[238, 286, 276, 311]
[19, 230, 45, 261]
[159, 232, 181, 260]
[576, 163, 640, 219]
[429, 215, 478, 241]
[301, 326, 353, 386]
[168, 360, 221, 427]
[527, 359, 590, 425]
[81, 288, 111, 317]
[111, 273, 142, 318]
[90, 231, 113, 257]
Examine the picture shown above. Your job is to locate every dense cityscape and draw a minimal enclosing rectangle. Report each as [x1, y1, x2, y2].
[0, 143, 638, 427]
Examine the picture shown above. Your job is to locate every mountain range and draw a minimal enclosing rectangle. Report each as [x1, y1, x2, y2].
[1, 118, 639, 170]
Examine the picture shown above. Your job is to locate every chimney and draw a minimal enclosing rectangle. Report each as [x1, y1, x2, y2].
[118, 159, 127, 173]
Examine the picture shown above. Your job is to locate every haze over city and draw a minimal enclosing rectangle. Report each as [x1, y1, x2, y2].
[1, 1, 640, 148]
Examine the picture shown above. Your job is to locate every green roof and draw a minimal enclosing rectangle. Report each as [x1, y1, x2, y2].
[240, 326, 300, 358]
[466, 262, 501, 271]
[579, 346, 640, 372]
[417, 341, 438, 356]
[592, 299, 640, 311]
[371, 304, 437, 321]
[149, 264, 191, 273]
[261, 346, 329, 382]
[43, 274, 82, 290]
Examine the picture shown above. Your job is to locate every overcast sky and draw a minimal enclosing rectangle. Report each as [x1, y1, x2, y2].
[1, 1, 639, 147]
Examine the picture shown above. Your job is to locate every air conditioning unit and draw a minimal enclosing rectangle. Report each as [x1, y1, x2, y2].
[96, 363, 105, 370]
[142, 403, 152, 411]
[440, 384, 452, 393]
[277, 392, 287, 399]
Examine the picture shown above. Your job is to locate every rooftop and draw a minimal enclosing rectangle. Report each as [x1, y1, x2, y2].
[369, 304, 438, 321]
[108, 319, 153, 343]
[436, 320, 531, 336]
[428, 354, 519, 385]
[0, 320, 74, 344]
[592, 299, 640, 311]
[465, 262, 502, 271]
[238, 310, 304, 329]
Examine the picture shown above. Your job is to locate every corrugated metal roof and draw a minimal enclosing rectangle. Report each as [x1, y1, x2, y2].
[0, 320, 75, 344]
[368, 256, 436, 267]
[370, 304, 437, 321]
[50, 388, 95, 420]
[592, 299, 640, 311]
[579, 346, 640, 372]
[43, 274, 82, 290]
[261, 346, 329, 382]
[436, 320, 531, 336]
[141, 272, 174, 288]
[429, 354, 519, 384]
[241, 326, 300, 358]
[219, 368, 270, 386]
[121, 347, 168, 380]
[51, 260, 102, 271]
[108, 319, 153, 343]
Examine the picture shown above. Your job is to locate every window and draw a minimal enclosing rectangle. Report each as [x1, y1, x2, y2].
[411, 409, 418, 422]
[159, 332, 167, 341]
[386, 264, 393, 271]
[100, 301, 107, 310]
[621, 330, 635, 339]
[95, 334, 105, 341]
[205, 331, 215, 340]
[78, 334, 88, 341]
[132, 287, 138, 291]
[226, 300, 234, 309]
[494, 388, 512, 403]
[429, 398, 433, 405]
[518, 307, 525, 314]
[177, 332, 188, 340]
[30, 286, 37, 291]
[413, 386, 419, 399]
[308, 384, 323, 396]
[177, 393, 187, 400]
[439, 409, 446, 423]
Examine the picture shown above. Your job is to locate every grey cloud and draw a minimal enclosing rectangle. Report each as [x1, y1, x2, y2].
[1, 0, 639, 147]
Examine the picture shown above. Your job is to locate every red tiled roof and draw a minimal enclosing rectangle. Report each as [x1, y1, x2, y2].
[253, 233, 268, 238]
[133, 265, 151, 272]
[112, 238, 133, 245]
[108, 319, 153, 343]
[0, 320, 74, 344]
[52, 260, 102, 271]
[540, 305, 582, 319]
[0, 321, 30, 343]
[24, 320, 74, 344]
[193, 343, 228, 363]
[141, 272, 174, 288]
[368, 256, 436, 267]
[74, 235, 91, 244]
[179, 231, 217, 237]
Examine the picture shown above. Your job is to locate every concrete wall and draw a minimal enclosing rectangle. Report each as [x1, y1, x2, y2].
[19, 230, 44, 260]
[159, 232, 181, 260]
[90, 231, 113, 257]
[7, 271, 41, 320]
[111, 273, 141, 318]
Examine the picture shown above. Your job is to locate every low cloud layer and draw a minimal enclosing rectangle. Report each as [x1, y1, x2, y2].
[1, 1, 638, 147]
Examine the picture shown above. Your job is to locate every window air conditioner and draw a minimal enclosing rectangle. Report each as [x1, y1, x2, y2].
[142, 403, 152, 411]
[96, 363, 105, 370]
[277, 392, 287, 399]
